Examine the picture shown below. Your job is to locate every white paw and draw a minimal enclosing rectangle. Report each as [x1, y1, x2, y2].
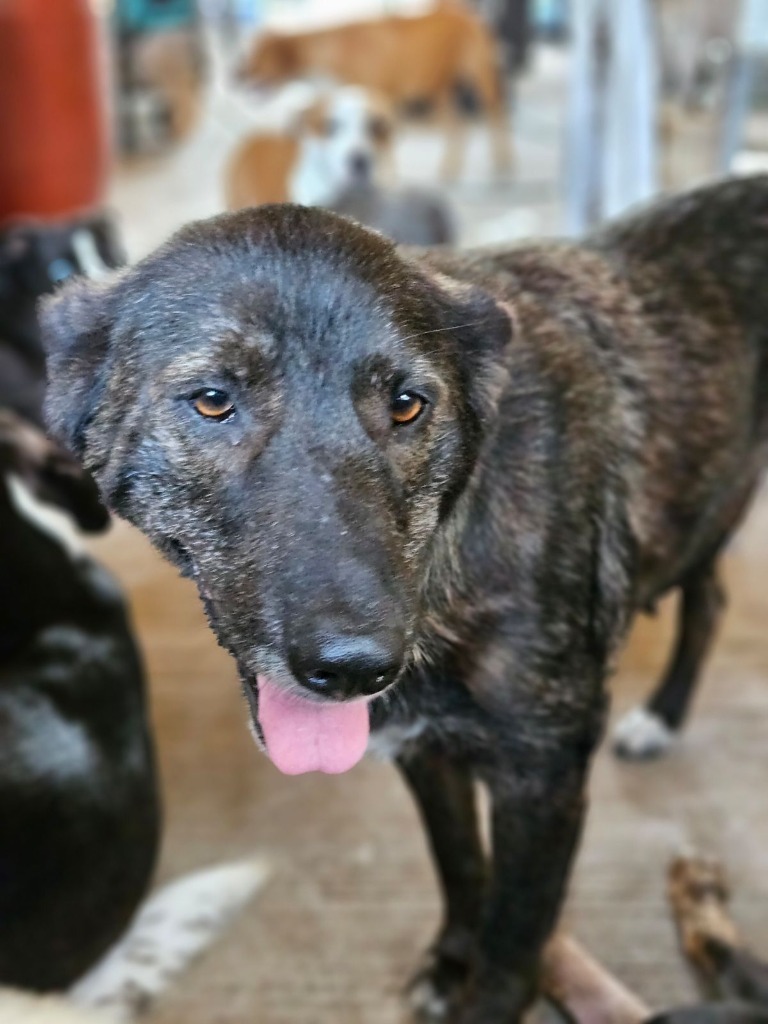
[613, 706, 674, 760]
[408, 978, 451, 1021]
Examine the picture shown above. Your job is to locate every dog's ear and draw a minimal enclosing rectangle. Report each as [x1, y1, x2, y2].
[425, 270, 515, 427]
[40, 273, 121, 461]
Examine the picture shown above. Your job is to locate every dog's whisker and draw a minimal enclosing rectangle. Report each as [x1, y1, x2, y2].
[399, 319, 488, 343]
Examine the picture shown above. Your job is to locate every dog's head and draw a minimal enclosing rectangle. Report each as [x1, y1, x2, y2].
[42, 207, 512, 774]
[0, 214, 125, 369]
[295, 87, 395, 197]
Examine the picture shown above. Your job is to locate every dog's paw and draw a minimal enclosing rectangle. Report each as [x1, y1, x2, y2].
[613, 706, 674, 760]
[408, 974, 454, 1022]
[406, 936, 474, 1022]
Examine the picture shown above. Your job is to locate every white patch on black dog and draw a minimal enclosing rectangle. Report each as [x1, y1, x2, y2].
[613, 706, 674, 760]
[408, 976, 451, 1022]
[6, 473, 85, 559]
[71, 229, 110, 280]
[69, 860, 270, 1021]
[367, 718, 428, 760]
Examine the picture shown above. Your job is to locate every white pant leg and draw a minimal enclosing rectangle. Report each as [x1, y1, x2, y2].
[564, 0, 605, 236]
[601, 0, 658, 221]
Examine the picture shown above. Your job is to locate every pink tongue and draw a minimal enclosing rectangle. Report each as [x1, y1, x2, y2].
[257, 676, 370, 775]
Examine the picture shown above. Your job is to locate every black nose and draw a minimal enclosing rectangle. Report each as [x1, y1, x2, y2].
[349, 152, 371, 180]
[288, 634, 402, 699]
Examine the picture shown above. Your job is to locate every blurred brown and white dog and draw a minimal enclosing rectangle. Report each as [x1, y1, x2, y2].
[225, 86, 395, 209]
[236, 7, 512, 181]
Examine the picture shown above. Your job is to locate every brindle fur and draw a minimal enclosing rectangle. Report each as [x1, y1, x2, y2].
[42, 176, 768, 1023]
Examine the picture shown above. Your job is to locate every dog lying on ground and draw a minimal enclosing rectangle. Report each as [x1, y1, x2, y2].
[236, 7, 513, 181]
[0, 409, 157, 992]
[226, 86, 396, 208]
[0, 411, 268, 1017]
[42, 175, 768, 1023]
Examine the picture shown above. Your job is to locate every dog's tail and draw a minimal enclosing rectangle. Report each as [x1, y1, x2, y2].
[65, 859, 270, 1022]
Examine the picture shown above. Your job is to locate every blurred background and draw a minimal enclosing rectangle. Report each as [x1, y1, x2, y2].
[2, 2, 768, 1023]
[4, 0, 768, 259]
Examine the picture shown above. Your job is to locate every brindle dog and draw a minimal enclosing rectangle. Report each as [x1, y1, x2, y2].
[42, 176, 768, 1024]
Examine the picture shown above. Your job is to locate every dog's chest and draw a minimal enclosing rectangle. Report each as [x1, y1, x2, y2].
[367, 717, 429, 760]
[367, 669, 480, 760]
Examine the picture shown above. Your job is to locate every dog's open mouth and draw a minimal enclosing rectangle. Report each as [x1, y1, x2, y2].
[244, 675, 371, 776]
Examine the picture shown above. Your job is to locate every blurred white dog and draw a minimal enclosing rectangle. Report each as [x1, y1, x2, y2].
[226, 85, 395, 209]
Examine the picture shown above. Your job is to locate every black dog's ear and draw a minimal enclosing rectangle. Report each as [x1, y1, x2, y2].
[40, 273, 121, 461]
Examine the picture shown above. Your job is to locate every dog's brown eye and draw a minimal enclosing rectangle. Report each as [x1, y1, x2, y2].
[391, 392, 426, 426]
[191, 389, 235, 421]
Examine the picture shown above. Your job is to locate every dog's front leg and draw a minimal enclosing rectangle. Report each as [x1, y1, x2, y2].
[454, 742, 592, 1024]
[398, 747, 488, 1020]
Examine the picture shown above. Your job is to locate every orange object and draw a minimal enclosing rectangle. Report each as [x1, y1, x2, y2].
[0, 0, 110, 224]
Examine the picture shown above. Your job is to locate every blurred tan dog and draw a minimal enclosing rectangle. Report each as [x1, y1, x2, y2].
[226, 86, 395, 209]
[654, 0, 735, 108]
[236, 7, 512, 181]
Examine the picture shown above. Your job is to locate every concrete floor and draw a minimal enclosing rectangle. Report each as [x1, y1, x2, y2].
[92, 37, 768, 1024]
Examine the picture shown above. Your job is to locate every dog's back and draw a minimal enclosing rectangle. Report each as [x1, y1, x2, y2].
[0, 416, 159, 991]
[421, 175, 768, 617]
[240, 8, 502, 106]
[595, 176, 768, 599]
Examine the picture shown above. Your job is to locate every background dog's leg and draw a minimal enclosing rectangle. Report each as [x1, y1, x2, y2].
[485, 97, 514, 181]
[614, 562, 725, 760]
[438, 98, 468, 184]
[398, 748, 487, 1022]
[478, 70, 514, 179]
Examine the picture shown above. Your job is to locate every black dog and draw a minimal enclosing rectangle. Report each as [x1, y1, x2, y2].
[0, 214, 124, 426]
[42, 176, 768, 1022]
[0, 410, 159, 991]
